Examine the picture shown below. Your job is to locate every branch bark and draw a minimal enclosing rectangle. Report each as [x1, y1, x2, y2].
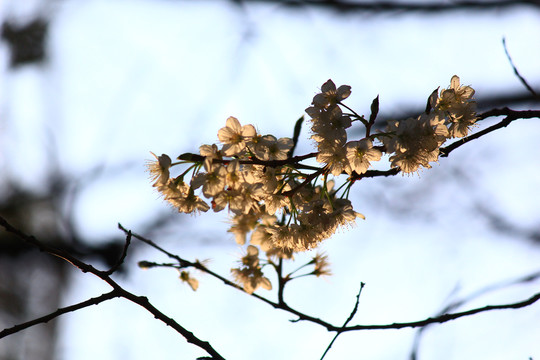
[0, 216, 226, 360]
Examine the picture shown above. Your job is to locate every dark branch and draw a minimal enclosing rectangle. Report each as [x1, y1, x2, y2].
[410, 268, 540, 359]
[0, 291, 118, 339]
[123, 225, 540, 339]
[344, 290, 540, 331]
[320, 282, 365, 359]
[104, 230, 132, 275]
[231, 0, 540, 13]
[119, 224, 340, 331]
[0, 216, 226, 360]
[440, 108, 540, 157]
[503, 38, 539, 98]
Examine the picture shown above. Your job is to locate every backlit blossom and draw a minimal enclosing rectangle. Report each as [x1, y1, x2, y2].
[147, 152, 171, 186]
[179, 271, 199, 291]
[311, 252, 332, 277]
[231, 245, 272, 294]
[436, 75, 477, 138]
[199, 143, 221, 171]
[191, 165, 227, 197]
[312, 79, 351, 109]
[345, 139, 382, 175]
[149, 75, 479, 272]
[316, 140, 350, 176]
[383, 113, 448, 173]
[169, 188, 210, 214]
[265, 135, 294, 161]
[228, 212, 260, 245]
[310, 105, 351, 146]
[218, 116, 256, 156]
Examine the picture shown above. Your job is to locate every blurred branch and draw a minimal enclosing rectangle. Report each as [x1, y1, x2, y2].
[474, 202, 540, 244]
[231, 0, 540, 13]
[503, 37, 539, 99]
[409, 268, 540, 359]
[0, 216, 226, 360]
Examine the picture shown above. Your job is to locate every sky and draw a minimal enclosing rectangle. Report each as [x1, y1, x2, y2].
[1, 0, 540, 359]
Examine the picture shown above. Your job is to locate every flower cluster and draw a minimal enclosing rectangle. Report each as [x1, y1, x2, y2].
[381, 76, 477, 172]
[231, 245, 272, 294]
[147, 75, 477, 292]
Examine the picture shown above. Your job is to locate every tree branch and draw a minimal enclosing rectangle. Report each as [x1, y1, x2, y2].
[0, 216, 226, 360]
[122, 225, 540, 343]
[0, 291, 118, 339]
[320, 282, 365, 359]
[231, 0, 540, 13]
[343, 290, 540, 331]
[502, 37, 539, 98]
[440, 108, 540, 158]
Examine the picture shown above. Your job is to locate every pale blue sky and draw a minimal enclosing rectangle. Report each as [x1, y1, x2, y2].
[1, 1, 540, 359]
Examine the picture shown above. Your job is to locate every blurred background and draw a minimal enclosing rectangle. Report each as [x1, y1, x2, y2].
[1, 0, 540, 359]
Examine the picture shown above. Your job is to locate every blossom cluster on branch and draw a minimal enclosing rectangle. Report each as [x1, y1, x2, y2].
[147, 76, 477, 293]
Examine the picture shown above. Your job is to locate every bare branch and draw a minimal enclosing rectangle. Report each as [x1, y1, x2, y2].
[440, 108, 540, 158]
[231, 0, 540, 13]
[344, 290, 540, 331]
[502, 38, 539, 98]
[0, 216, 226, 360]
[0, 291, 118, 339]
[124, 225, 540, 341]
[104, 230, 132, 275]
[119, 224, 341, 331]
[320, 282, 365, 359]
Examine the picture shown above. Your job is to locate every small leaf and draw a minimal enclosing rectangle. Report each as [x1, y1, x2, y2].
[287, 115, 304, 159]
[177, 152, 201, 161]
[369, 95, 379, 124]
[425, 88, 439, 114]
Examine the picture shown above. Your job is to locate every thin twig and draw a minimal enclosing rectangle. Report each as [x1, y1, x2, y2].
[320, 282, 365, 359]
[0, 291, 119, 339]
[0, 216, 226, 360]
[502, 37, 538, 98]
[119, 224, 340, 330]
[344, 290, 540, 331]
[440, 108, 540, 158]
[409, 268, 540, 359]
[237, 0, 540, 13]
[104, 230, 132, 275]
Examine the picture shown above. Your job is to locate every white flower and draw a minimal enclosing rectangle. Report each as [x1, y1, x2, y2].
[169, 192, 210, 214]
[312, 79, 351, 109]
[212, 188, 244, 213]
[316, 140, 350, 176]
[147, 153, 172, 186]
[311, 252, 332, 277]
[436, 75, 477, 138]
[345, 139, 382, 175]
[218, 117, 256, 156]
[228, 213, 260, 245]
[250, 215, 277, 251]
[224, 160, 245, 189]
[383, 113, 448, 173]
[190, 165, 227, 197]
[179, 271, 199, 291]
[199, 144, 221, 171]
[266, 136, 294, 161]
[310, 105, 351, 146]
[231, 245, 272, 294]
